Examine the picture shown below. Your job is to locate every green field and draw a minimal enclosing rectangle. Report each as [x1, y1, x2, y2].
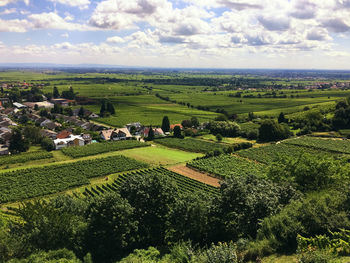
[118, 145, 203, 165]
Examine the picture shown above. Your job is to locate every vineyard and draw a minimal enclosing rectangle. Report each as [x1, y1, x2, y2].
[0, 155, 147, 203]
[237, 143, 344, 164]
[284, 136, 350, 154]
[80, 167, 219, 198]
[154, 138, 228, 153]
[0, 151, 53, 167]
[61, 140, 149, 158]
[187, 154, 267, 178]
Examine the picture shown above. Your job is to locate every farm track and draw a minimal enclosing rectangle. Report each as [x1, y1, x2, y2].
[168, 164, 221, 187]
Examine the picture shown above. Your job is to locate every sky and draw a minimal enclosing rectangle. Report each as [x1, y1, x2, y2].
[0, 0, 350, 69]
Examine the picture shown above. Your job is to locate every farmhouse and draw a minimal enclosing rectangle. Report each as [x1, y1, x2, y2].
[143, 127, 165, 137]
[100, 128, 132, 141]
[24, 101, 54, 109]
[53, 135, 85, 150]
[13, 102, 27, 109]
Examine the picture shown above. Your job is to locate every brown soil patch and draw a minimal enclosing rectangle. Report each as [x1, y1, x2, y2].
[168, 164, 221, 187]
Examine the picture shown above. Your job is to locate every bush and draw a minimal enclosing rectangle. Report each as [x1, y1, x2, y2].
[203, 242, 238, 263]
[297, 248, 337, 263]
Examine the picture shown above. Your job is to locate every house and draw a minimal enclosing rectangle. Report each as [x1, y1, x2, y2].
[51, 98, 70, 106]
[54, 135, 85, 150]
[40, 129, 57, 140]
[82, 134, 92, 145]
[126, 122, 143, 134]
[57, 130, 72, 139]
[72, 108, 92, 118]
[13, 102, 27, 109]
[81, 122, 94, 130]
[100, 128, 132, 141]
[0, 144, 9, 155]
[40, 119, 61, 130]
[143, 127, 165, 137]
[89, 113, 99, 118]
[24, 101, 54, 109]
[170, 124, 183, 130]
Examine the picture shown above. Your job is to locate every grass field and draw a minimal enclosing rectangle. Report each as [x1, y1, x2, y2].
[118, 145, 203, 165]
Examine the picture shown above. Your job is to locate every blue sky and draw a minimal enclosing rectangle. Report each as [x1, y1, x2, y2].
[0, 0, 350, 69]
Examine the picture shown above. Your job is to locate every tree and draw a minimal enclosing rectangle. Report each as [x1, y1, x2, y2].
[209, 175, 297, 243]
[148, 126, 154, 140]
[106, 102, 115, 115]
[191, 117, 200, 128]
[278, 112, 286, 123]
[161, 116, 170, 133]
[248, 112, 255, 121]
[181, 119, 192, 128]
[216, 133, 223, 142]
[23, 125, 42, 144]
[86, 193, 137, 261]
[53, 87, 60, 98]
[41, 137, 55, 151]
[34, 104, 39, 111]
[173, 125, 182, 138]
[120, 173, 179, 246]
[258, 120, 291, 142]
[99, 100, 106, 116]
[9, 128, 29, 154]
[208, 121, 241, 137]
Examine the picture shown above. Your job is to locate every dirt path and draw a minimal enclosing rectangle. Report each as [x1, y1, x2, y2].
[168, 164, 221, 187]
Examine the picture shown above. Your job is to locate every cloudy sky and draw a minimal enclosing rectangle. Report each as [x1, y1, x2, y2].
[0, 0, 350, 69]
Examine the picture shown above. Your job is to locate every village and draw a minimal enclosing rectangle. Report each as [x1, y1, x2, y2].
[0, 92, 172, 155]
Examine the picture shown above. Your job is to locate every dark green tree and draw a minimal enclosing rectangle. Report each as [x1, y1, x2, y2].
[53, 87, 60, 98]
[86, 193, 137, 262]
[148, 126, 154, 140]
[78, 107, 85, 118]
[23, 125, 42, 144]
[191, 116, 200, 128]
[161, 116, 170, 133]
[278, 112, 286, 123]
[120, 173, 178, 246]
[9, 128, 29, 154]
[99, 100, 106, 116]
[106, 101, 115, 115]
[41, 137, 55, 151]
[173, 125, 182, 138]
[258, 120, 291, 142]
[216, 133, 223, 142]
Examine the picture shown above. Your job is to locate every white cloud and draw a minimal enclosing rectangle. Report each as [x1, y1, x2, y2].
[61, 33, 69, 38]
[47, 0, 90, 9]
[106, 36, 125, 44]
[0, 0, 28, 6]
[0, 18, 28, 32]
[28, 12, 93, 31]
[0, 8, 16, 15]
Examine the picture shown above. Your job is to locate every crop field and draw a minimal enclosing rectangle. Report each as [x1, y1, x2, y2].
[187, 154, 267, 178]
[80, 167, 219, 198]
[237, 143, 346, 164]
[61, 140, 149, 158]
[283, 136, 350, 154]
[80, 95, 219, 127]
[0, 155, 147, 203]
[154, 138, 229, 153]
[0, 151, 53, 167]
